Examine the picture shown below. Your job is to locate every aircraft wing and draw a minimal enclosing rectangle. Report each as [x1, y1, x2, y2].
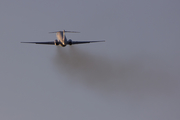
[21, 41, 55, 45]
[69, 40, 105, 45]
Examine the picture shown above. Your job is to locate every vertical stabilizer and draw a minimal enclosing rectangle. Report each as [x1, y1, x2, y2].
[56, 31, 65, 45]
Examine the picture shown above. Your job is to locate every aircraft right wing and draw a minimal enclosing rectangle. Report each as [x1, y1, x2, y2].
[68, 40, 105, 45]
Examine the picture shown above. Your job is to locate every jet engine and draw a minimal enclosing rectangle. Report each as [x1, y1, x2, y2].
[54, 40, 59, 46]
[67, 39, 72, 45]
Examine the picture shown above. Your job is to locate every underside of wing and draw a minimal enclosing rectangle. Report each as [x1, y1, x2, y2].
[21, 41, 55, 45]
[68, 40, 105, 45]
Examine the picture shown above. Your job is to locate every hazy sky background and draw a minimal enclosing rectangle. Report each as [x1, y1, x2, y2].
[0, 0, 180, 120]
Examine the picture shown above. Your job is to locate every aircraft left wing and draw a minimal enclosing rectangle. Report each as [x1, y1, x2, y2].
[21, 41, 55, 45]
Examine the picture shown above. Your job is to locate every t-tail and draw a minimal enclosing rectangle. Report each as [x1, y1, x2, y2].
[49, 30, 80, 46]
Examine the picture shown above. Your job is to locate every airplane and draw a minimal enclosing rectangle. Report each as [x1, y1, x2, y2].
[21, 30, 105, 47]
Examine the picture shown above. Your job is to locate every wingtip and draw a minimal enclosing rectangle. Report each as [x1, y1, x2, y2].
[21, 42, 33, 44]
[98, 40, 105, 42]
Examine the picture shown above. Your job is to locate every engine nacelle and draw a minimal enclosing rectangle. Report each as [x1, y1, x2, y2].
[54, 40, 59, 46]
[68, 39, 72, 45]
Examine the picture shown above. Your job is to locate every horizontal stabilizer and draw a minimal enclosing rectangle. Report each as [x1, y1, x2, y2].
[49, 31, 80, 33]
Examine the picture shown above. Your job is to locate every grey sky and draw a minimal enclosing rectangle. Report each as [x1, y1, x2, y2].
[0, 0, 180, 120]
